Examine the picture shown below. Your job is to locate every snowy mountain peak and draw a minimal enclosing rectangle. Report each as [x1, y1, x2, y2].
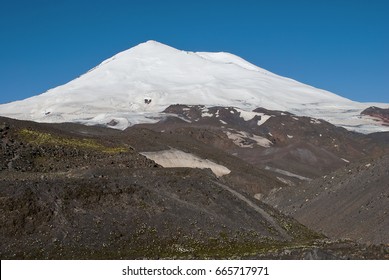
[143, 39, 165, 45]
[130, 40, 179, 53]
[141, 39, 171, 47]
[0, 41, 388, 133]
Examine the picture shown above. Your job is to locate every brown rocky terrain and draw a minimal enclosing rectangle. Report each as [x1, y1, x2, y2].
[150, 105, 388, 188]
[0, 117, 321, 259]
[264, 152, 389, 245]
[361, 106, 389, 126]
[1, 112, 389, 259]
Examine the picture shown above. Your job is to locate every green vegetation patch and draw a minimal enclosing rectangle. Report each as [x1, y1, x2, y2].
[19, 128, 128, 154]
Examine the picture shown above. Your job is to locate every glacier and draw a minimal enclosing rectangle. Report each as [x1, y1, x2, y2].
[0, 40, 388, 133]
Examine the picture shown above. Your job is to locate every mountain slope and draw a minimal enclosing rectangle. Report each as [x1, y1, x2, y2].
[2, 117, 389, 259]
[124, 105, 389, 247]
[0, 116, 321, 259]
[0, 40, 388, 133]
[264, 152, 389, 244]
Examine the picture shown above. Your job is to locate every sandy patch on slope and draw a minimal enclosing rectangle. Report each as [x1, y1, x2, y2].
[141, 149, 231, 177]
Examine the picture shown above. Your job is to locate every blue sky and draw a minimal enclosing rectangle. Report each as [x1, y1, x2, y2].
[0, 0, 388, 104]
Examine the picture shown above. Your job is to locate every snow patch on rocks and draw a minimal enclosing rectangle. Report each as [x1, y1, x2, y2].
[140, 149, 231, 177]
[226, 130, 272, 148]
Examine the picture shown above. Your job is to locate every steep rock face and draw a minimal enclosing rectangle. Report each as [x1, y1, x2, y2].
[361, 106, 389, 126]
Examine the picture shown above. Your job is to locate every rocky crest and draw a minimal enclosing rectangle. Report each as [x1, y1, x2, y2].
[361, 106, 389, 126]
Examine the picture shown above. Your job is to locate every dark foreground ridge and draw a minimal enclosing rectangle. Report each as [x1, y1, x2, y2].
[1, 115, 388, 259]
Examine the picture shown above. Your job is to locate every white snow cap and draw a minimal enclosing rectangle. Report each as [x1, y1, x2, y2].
[0, 40, 388, 133]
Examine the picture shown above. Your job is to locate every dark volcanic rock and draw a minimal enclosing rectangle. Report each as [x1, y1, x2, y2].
[0, 116, 321, 259]
[361, 106, 389, 125]
[0, 167, 299, 259]
[1, 114, 389, 259]
[159, 104, 388, 185]
[265, 155, 389, 245]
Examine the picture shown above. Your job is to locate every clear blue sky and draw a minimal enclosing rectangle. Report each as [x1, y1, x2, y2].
[0, 0, 388, 104]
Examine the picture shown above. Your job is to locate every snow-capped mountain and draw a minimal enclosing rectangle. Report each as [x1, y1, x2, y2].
[0, 40, 388, 133]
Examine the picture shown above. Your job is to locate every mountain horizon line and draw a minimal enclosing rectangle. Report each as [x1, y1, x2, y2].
[0, 40, 388, 134]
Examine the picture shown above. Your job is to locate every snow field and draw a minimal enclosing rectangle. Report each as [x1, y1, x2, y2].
[0, 40, 388, 133]
[140, 149, 231, 177]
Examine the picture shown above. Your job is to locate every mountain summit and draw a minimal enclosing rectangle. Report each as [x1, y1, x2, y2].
[0, 41, 388, 132]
